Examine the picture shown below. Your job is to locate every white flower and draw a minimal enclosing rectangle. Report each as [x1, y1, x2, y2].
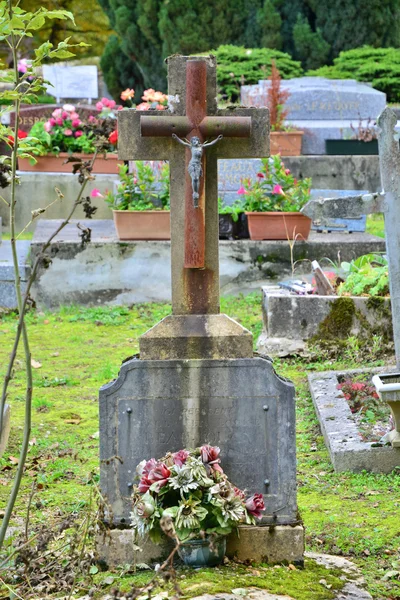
[63, 103, 75, 112]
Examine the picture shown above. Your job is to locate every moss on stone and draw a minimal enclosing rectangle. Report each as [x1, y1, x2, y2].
[315, 297, 356, 340]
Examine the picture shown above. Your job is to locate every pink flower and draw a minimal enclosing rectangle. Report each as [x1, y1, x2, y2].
[62, 104, 75, 112]
[52, 108, 62, 118]
[173, 450, 189, 467]
[117, 105, 124, 111]
[49, 118, 56, 126]
[44, 121, 52, 132]
[272, 184, 284, 195]
[136, 102, 150, 111]
[70, 112, 80, 120]
[56, 118, 63, 126]
[72, 119, 81, 128]
[200, 445, 223, 474]
[90, 188, 104, 198]
[88, 115, 97, 123]
[245, 493, 265, 519]
[63, 128, 73, 136]
[62, 111, 68, 120]
[101, 97, 110, 107]
[234, 487, 245, 499]
[108, 99, 116, 109]
[156, 104, 165, 110]
[138, 476, 152, 493]
[237, 185, 247, 195]
[285, 169, 291, 175]
[74, 130, 83, 137]
[142, 88, 156, 102]
[147, 462, 171, 490]
[96, 101, 103, 111]
[18, 58, 28, 74]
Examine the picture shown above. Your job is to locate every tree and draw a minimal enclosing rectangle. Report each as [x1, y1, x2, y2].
[293, 14, 329, 70]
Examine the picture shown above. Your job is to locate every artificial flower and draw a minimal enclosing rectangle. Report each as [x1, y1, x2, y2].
[245, 493, 265, 519]
[173, 449, 189, 466]
[108, 130, 118, 145]
[272, 184, 284, 195]
[121, 88, 135, 101]
[90, 189, 104, 198]
[74, 130, 83, 137]
[200, 445, 223, 474]
[136, 102, 150, 111]
[63, 129, 73, 136]
[237, 184, 247, 195]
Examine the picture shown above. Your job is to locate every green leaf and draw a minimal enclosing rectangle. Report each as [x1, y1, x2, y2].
[162, 506, 179, 518]
[27, 15, 45, 30]
[49, 50, 75, 59]
[10, 16, 25, 29]
[42, 10, 75, 24]
[89, 565, 98, 575]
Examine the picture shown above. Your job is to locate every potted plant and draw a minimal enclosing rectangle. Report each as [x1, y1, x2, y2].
[18, 99, 122, 174]
[325, 117, 379, 155]
[263, 62, 303, 156]
[106, 161, 170, 240]
[131, 445, 265, 567]
[241, 155, 312, 240]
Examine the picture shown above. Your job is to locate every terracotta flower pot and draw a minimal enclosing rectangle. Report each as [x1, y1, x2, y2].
[113, 210, 171, 240]
[18, 153, 122, 174]
[245, 212, 311, 240]
[270, 131, 303, 156]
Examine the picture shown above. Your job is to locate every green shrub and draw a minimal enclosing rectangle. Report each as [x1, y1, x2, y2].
[205, 45, 303, 103]
[308, 46, 400, 103]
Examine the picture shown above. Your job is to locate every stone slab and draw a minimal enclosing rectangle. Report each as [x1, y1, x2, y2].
[0, 172, 117, 231]
[96, 529, 172, 568]
[241, 77, 386, 121]
[259, 286, 392, 341]
[139, 313, 253, 360]
[0, 240, 31, 309]
[30, 220, 386, 308]
[99, 357, 297, 527]
[309, 367, 400, 472]
[0, 404, 11, 457]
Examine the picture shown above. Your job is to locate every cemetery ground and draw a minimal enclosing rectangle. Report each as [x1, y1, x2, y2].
[0, 293, 399, 599]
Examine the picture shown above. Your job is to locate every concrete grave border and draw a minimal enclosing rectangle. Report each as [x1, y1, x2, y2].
[308, 367, 400, 473]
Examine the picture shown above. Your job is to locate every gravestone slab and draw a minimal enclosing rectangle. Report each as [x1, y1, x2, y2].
[10, 104, 99, 132]
[241, 78, 386, 121]
[43, 65, 98, 101]
[241, 77, 388, 155]
[100, 357, 297, 527]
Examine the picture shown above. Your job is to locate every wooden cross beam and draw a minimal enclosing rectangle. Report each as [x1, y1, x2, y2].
[118, 55, 269, 316]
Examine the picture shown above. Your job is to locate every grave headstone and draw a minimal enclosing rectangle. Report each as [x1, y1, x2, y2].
[10, 104, 99, 133]
[241, 77, 388, 154]
[42, 64, 98, 103]
[99, 54, 304, 566]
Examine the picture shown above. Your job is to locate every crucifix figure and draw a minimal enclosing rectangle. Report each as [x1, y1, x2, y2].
[172, 133, 223, 207]
[118, 55, 269, 359]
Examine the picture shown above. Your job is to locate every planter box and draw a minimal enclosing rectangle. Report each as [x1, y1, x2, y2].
[309, 368, 400, 473]
[270, 131, 303, 156]
[18, 153, 122, 175]
[325, 140, 379, 155]
[245, 212, 311, 241]
[257, 287, 392, 357]
[113, 210, 171, 240]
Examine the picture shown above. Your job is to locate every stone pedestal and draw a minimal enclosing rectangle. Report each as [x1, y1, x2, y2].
[99, 356, 304, 564]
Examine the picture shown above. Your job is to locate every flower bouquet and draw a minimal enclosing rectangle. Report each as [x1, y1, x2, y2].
[131, 445, 265, 565]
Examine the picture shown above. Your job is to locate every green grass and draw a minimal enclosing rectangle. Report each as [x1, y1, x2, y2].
[366, 213, 385, 238]
[0, 294, 399, 598]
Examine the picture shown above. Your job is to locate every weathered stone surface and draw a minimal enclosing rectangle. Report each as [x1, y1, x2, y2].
[242, 78, 386, 121]
[100, 357, 297, 527]
[139, 314, 253, 360]
[302, 192, 384, 221]
[258, 286, 392, 349]
[96, 529, 172, 568]
[226, 525, 304, 564]
[309, 367, 400, 472]
[0, 172, 116, 231]
[0, 404, 11, 457]
[30, 220, 386, 308]
[0, 240, 30, 309]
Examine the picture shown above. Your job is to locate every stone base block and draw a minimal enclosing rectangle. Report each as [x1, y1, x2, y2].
[96, 529, 173, 568]
[0, 404, 10, 457]
[139, 313, 253, 360]
[226, 525, 304, 565]
[96, 525, 304, 568]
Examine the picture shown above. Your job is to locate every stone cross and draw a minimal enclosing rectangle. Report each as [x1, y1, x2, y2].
[119, 58, 268, 303]
[302, 107, 399, 365]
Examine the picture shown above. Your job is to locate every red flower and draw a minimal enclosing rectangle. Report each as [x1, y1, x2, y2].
[200, 445, 223, 474]
[109, 130, 118, 145]
[245, 493, 265, 519]
[256, 172, 264, 178]
[7, 129, 28, 144]
[147, 462, 171, 490]
[138, 476, 152, 493]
